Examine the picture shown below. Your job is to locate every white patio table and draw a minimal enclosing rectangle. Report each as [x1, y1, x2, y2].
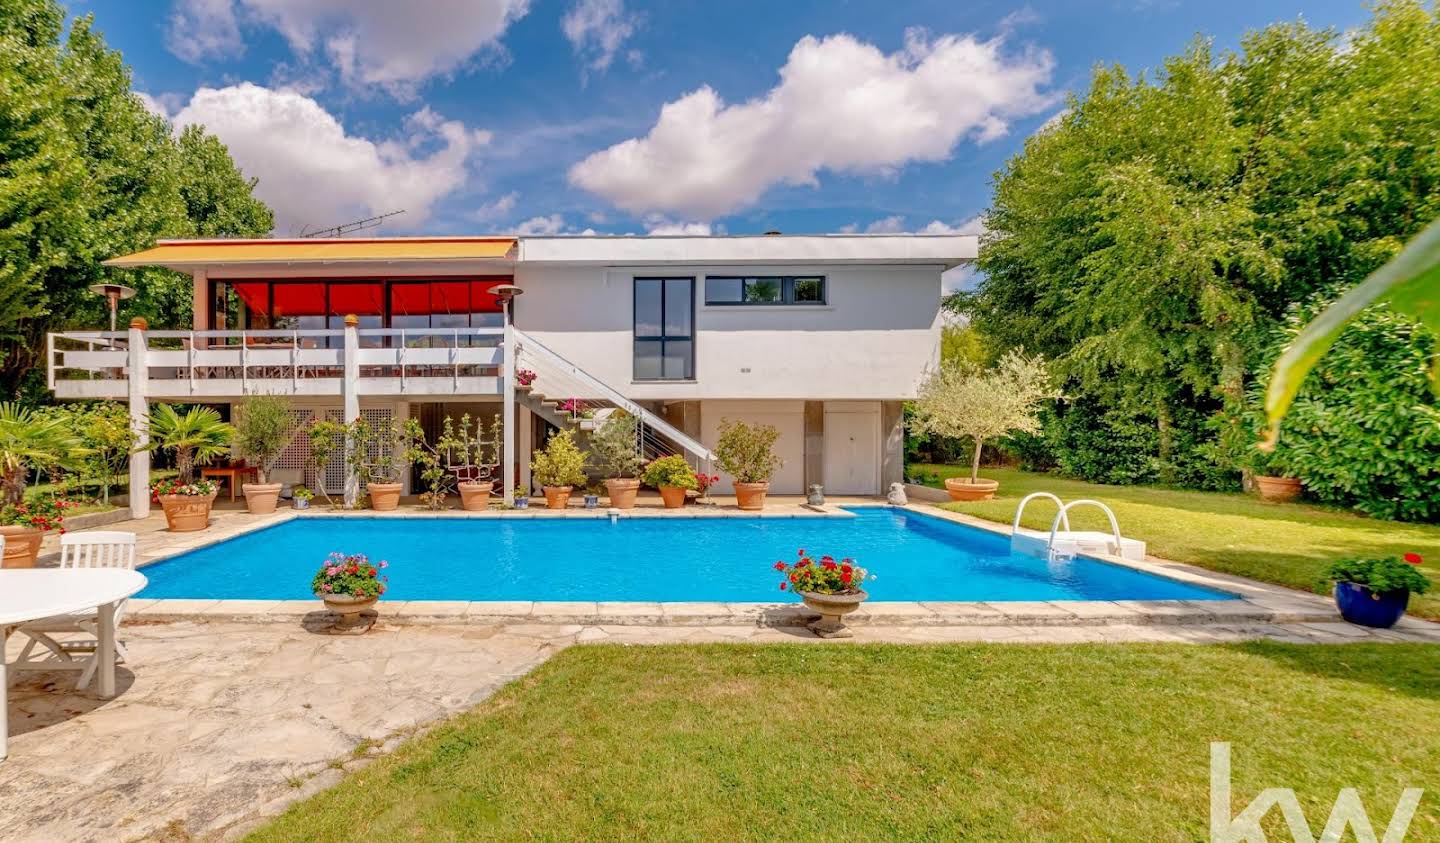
[0, 567, 147, 761]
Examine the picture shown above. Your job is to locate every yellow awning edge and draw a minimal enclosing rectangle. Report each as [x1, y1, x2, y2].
[104, 238, 517, 267]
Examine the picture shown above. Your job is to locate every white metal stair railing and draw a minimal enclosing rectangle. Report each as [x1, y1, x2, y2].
[1009, 494, 1147, 562]
[512, 328, 715, 467]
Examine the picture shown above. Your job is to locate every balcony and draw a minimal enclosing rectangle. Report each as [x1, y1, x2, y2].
[47, 327, 505, 400]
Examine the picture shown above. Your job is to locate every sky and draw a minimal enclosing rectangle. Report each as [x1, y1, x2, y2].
[68, 0, 1368, 244]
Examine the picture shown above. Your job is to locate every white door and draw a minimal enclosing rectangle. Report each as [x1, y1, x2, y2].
[823, 407, 880, 495]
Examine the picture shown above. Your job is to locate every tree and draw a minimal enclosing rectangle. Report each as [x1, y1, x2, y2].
[0, 401, 85, 505]
[144, 404, 235, 485]
[910, 352, 1057, 484]
[590, 411, 643, 479]
[233, 394, 294, 484]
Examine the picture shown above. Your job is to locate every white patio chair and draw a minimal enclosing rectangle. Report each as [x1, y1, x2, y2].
[11, 531, 138, 690]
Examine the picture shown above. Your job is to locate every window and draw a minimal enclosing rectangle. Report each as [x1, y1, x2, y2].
[634, 277, 694, 380]
[704, 276, 826, 306]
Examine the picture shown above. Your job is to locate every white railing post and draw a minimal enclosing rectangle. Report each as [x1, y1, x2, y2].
[342, 315, 361, 507]
[46, 333, 55, 391]
[502, 322, 517, 504]
[127, 318, 150, 520]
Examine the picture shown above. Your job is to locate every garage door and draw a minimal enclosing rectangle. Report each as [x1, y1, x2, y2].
[823, 403, 880, 495]
[701, 401, 805, 495]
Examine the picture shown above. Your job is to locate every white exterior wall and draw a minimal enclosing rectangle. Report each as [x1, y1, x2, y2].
[699, 400, 806, 495]
[512, 264, 942, 401]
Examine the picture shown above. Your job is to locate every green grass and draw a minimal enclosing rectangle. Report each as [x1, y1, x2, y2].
[913, 465, 1440, 620]
[248, 643, 1440, 842]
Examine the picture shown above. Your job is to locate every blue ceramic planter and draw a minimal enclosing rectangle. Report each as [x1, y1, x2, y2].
[1334, 582, 1409, 629]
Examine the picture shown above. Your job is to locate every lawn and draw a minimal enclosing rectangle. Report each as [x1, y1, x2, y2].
[912, 465, 1440, 620]
[249, 643, 1439, 842]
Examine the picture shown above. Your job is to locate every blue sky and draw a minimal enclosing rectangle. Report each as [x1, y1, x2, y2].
[70, 0, 1367, 240]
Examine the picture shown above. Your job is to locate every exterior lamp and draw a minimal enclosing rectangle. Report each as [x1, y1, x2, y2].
[88, 283, 136, 332]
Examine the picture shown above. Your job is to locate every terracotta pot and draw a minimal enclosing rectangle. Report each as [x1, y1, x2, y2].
[318, 593, 379, 631]
[658, 485, 687, 509]
[605, 478, 640, 509]
[543, 485, 573, 509]
[733, 481, 769, 511]
[799, 589, 869, 638]
[367, 482, 403, 511]
[0, 525, 45, 568]
[1255, 475, 1302, 503]
[242, 482, 283, 515]
[159, 492, 218, 532]
[944, 477, 999, 501]
[458, 481, 494, 511]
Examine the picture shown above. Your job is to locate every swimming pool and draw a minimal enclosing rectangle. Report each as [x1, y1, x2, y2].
[137, 508, 1235, 603]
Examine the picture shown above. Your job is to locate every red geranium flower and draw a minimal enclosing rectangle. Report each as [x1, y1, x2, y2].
[840, 571, 852, 583]
[774, 561, 786, 571]
[841, 564, 853, 573]
[797, 548, 805, 557]
[822, 561, 837, 570]
[779, 582, 787, 591]
[1404, 552, 1423, 565]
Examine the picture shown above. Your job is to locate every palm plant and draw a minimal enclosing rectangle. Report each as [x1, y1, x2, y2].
[0, 403, 86, 507]
[145, 404, 236, 485]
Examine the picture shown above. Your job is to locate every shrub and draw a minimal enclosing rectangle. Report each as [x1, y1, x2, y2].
[0, 402, 86, 506]
[642, 455, 697, 490]
[233, 394, 293, 483]
[713, 419, 782, 484]
[772, 548, 873, 595]
[311, 552, 389, 599]
[150, 477, 219, 499]
[532, 429, 588, 488]
[0, 497, 77, 532]
[591, 412, 643, 479]
[1324, 554, 1431, 595]
[144, 404, 236, 485]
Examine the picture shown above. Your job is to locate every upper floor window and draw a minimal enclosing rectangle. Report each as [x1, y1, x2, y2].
[704, 276, 826, 306]
[634, 277, 694, 381]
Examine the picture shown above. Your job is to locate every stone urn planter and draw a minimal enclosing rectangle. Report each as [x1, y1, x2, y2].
[799, 589, 870, 638]
[1255, 475, 1302, 503]
[367, 482, 403, 511]
[1334, 582, 1410, 629]
[318, 593, 378, 632]
[543, 485, 573, 509]
[945, 477, 999, 501]
[733, 481, 769, 511]
[0, 525, 45, 568]
[658, 485, 687, 509]
[458, 480, 494, 511]
[159, 492, 218, 532]
[605, 478, 640, 510]
[242, 482, 283, 515]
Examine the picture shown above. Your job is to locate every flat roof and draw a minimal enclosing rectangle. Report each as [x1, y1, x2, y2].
[105, 238, 517, 269]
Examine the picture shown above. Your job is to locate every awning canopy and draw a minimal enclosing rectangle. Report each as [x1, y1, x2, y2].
[104, 238, 517, 268]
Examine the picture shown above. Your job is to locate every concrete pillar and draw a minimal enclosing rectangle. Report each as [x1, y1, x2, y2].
[127, 319, 150, 520]
[394, 400, 411, 495]
[342, 315, 360, 507]
[518, 404, 533, 495]
[191, 270, 209, 331]
[881, 400, 905, 489]
[502, 322, 516, 503]
[804, 401, 824, 490]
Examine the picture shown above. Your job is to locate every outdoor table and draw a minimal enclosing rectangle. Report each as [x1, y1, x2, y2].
[201, 465, 259, 502]
[0, 568, 147, 761]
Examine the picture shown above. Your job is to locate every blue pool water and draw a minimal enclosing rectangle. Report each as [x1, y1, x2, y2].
[138, 508, 1235, 603]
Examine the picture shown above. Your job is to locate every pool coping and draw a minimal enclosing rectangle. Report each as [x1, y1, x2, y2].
[117, 502, 1357, 629]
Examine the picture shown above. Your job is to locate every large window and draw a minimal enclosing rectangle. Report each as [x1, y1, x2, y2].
[704, 275, 825, 306]
[634, 277, 694, 381]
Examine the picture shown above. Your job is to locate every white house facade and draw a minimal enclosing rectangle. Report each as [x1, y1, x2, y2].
[46, 233, 975, 516]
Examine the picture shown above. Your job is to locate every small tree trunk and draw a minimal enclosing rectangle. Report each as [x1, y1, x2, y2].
[176, 450, 194, 486]
[1, 467, 24, 508]
[970, 438, 984, 484]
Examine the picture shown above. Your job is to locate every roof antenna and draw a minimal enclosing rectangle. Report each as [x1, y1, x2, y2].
[300, 209, 406, 238]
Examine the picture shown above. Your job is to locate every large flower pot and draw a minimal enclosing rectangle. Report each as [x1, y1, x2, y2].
[317, 593, 379, 632]
[241, 482, 283, 515]
[1255, 475, 1302, 503]
[799, 589, 870, 639]
[658, 485, 687, 509]
[458, 481, 494, 511]
[0, 525, 45, 568]
[605, 478, 640, 510]
[733, 481, 769, 511]
[159, 492, 218, 532]
[543, 485, 573, 509]
[367, 482, 402, 511]
[1334, 582, 1410, 629]
[945, 477, 999, 501]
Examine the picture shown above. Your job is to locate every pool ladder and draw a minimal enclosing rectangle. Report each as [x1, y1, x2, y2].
[1010, 493, 1147, 562]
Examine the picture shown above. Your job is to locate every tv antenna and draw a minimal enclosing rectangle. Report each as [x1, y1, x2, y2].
[300, 209, 406, 238]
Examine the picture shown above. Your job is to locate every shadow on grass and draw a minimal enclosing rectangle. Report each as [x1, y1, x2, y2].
[1232, 640, 1440, 702]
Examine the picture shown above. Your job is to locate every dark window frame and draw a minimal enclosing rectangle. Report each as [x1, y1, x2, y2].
[704, 275, 827, 306]
[633, 276, 695, 381]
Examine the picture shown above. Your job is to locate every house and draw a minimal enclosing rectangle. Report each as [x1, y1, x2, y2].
[46, 234, 976, 516]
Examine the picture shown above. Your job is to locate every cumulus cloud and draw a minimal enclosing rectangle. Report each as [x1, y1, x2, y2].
[514, 214, 569, 235]
[562, 0, 639, 77]
[570, 29, 1055, 219]
[165, 83, 489, 233]
[166, 0, 530, 92]
[844, 214, 986, 235]
[644, 220, 713, 236]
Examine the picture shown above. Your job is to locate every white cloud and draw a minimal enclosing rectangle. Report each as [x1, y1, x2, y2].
[166, 0, 530, 92]
[644, 220, 712, 236]
[942, 264, 979, 295]
[864, 215, 906, 234]
[843, 214, 986, 235]
[570, 29, 1054, 219]
[168, 83, 489, 233]
[514, 214, 569, 235]
[561, 0, 639, 77]
[1035, 106, 1070, 134]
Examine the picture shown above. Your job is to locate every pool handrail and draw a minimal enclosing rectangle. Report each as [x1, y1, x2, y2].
[1013, 492, 1071, 534]
[1047, 499, 1125, 557]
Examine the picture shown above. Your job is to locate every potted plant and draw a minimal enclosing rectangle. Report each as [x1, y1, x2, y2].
[438, 414, 499, 511]
[531, 429, 588, 509]
[773, 549, 875, 638]
[234, 393, 294, 515]
[345, 415, 412, 511]
[145, 404, 236, 532]
[1248, 446, 1302, 503]
[1, 498, 76, 567]
[713, 419, 781, 510]
[910, 351, 1056, 501]
[583, 483, 602, 509]
[312, 552, 389, 632]
[516, 368, 537, 387]
[1324, 553, 1430, 629]
[292, 486, 314, 510]
[0, 402, 85, 566]
[642, 455, 697, 509]
[591, 412, 643, 509]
